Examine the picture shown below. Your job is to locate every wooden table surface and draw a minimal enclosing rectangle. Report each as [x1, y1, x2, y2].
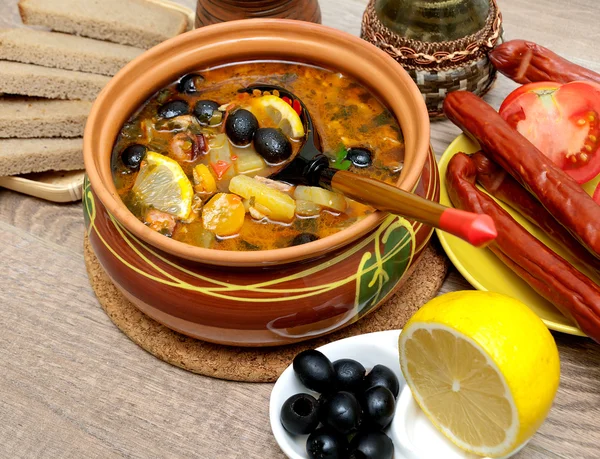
[1, 0, 599, 458]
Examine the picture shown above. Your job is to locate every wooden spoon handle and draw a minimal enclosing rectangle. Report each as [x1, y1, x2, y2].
[323, 169, 496, 247]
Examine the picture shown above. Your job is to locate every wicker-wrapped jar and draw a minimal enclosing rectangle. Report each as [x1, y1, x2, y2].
[362, 0, 502, 118]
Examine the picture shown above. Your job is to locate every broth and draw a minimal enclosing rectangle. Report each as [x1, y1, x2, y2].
[111, 61, 405, 251]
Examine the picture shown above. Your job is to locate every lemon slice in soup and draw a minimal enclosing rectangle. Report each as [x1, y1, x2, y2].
[132, 151, 193, 219]
[250, 95, 305, 139]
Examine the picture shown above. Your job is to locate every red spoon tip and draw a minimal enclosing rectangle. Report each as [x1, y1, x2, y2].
[439, 208, 497, 247]
[469, 214, 498, 247]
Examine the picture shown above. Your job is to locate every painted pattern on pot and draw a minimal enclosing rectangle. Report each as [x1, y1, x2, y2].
[84, 147, 439, 346]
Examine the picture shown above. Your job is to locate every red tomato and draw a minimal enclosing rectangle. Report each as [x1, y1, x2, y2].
[210, 160, 231, 180]
[500, 81, 600, 184]
[499, 82, 561, 114]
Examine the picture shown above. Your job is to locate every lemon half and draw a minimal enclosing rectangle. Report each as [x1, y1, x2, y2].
[248, 95, 305, 139]
[398, 291, 560, 458]
[132, 151, 193, 219]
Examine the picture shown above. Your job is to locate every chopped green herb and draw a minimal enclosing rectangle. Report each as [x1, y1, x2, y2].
[336, 160, 352, 171]
[331, 143, 352, 170]
[188, 123, 202, 135]
[334, 143, 346, 161]
[158, 228, 172, 237]
[293, 216, 318, 233]
[372, 111, 393, 127]
[120, 122, 142, 140]
[339, 217, 358, 227]
[331, 105, 358, 121]
[280, 72, 298, 84]
[156, 89, 171, 104]
[239, 240, 260, 251]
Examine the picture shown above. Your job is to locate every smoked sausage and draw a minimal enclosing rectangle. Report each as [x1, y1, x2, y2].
[489, 39, 600, 85]
[471, 152, 600, 273]
[443, 90, 600, 259]
[446, 153, 600, 342]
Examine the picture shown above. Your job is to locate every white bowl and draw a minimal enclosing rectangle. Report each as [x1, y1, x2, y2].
[269, 330, 524, 459]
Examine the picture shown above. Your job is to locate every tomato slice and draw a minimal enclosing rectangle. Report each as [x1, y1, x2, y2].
[499, 82, 561, 114]
[500, 81, 600, 184]
[210, 160, 231, 180]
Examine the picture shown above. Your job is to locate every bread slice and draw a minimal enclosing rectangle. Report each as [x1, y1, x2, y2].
[0, 138, 83, 176]
[0, 28, 144, 77]
[0, 61, 110, 100]
[19, 0, 188, 49]
[0, 98, 92, 138]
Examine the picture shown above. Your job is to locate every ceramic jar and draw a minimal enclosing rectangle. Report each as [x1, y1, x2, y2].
[196, 0, 321, 27]
[83, 20, 434, 346]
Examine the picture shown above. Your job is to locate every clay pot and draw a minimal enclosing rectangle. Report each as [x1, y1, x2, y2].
[196, 0, 321, 27]
[83, 19, 434, 346]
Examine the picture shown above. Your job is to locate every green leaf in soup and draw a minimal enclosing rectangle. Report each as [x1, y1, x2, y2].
[389, 124, 401, 135]
[336, 160, 352, 170]
[190, 228, 216, 249]
[158, 227, 172, 237]
[330, 143, 352, 170]
[372, 111, 393, 127]
[280, 72, 298, 84]
[331, 104, 358, 121]
[156, 88, 172, 104]
[293, 216, 318, 233]
[239, 240, 261, 251]
[338, 216, 358, 228]
[122, 191, 146, 219]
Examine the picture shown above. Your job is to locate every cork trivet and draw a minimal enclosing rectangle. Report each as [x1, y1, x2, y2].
[84, 235, 449, 382]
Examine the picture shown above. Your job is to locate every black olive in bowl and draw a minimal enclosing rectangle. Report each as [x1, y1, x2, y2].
[121, 144, 147, 170]
[158, 100, 190, 119]
[306, 427, 348, 459]
[319, 391, 362, 434]
[254, 127, 292, 164]
[348, 431, 394, 459]
[333, 359, 366, 393]
[363, 364, 400, 398]
[178, 73, 205, 94]
[194, 100, 221, 125]
[293, 350, 336, 394]
[361, 386, 396, 430]
[225, 109, 259, 145]
[346, 147, 373, 168]
[280, 393, 320, 435]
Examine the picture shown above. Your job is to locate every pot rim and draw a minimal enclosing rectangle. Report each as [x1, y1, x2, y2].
[83, 19, 430, 267]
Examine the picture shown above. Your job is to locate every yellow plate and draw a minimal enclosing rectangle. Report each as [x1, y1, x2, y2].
[437, 135, 600, 337]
